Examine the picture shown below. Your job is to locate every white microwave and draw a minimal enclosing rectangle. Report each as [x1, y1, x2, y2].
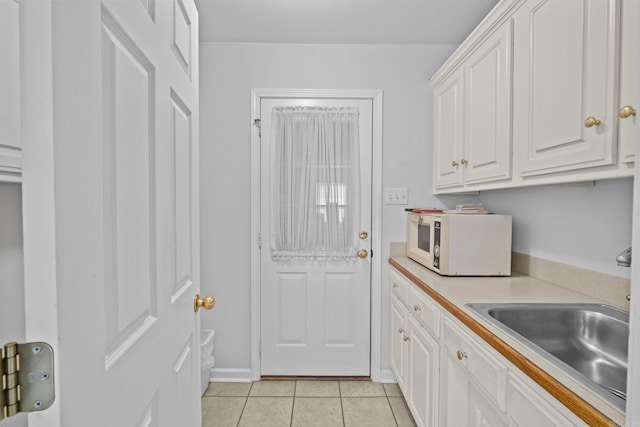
[407, 212, 512, 276]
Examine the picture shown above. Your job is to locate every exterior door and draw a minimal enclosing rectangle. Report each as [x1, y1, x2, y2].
[19, 1, 202, 426]
[259, 97, 373, 376]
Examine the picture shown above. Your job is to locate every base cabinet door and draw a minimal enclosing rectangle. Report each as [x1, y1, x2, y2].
[440, 341, 471, 426]
[390, 295, 408, 391]
[405, 315, 439, 427]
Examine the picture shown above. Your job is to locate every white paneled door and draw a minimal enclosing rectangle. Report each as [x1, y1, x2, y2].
[20, 1, 201, 426]
[259, 97, 373, 376]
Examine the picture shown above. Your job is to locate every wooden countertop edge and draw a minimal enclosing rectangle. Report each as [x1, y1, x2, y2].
[389, 258, 619, 427]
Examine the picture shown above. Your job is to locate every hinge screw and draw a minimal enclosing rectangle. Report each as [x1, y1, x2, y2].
[33, 401, 43, 409]
[32, 346, 41, 354]
[41, 373, 50, 381]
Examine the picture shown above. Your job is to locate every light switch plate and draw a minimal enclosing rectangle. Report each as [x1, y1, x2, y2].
[384, 188, 408, 205]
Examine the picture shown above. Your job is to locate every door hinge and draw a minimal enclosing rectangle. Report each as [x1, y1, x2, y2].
[1, 342, 55, 421]
[258, 339, 262, 358]
[258, 232, 262, 250]
[253, 118, 261, 138]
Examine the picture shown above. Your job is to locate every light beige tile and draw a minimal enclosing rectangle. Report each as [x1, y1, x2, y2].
[201, 397, 246, 427]
[389, 397, 417, 427]
[238, 397, 293, 427]
[295, 380, 340, 397]
[383, 383, 402, 397]
[204, 382, 252, 397]
[291, 398, 343, 427]
[342, 397, 397, 427]
[340, 381, 386, 397]
[250, 381, 296, 397]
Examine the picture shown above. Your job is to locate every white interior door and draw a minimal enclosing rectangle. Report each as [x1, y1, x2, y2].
[259, 97, 373, 376]
[20, 1, 202, 426]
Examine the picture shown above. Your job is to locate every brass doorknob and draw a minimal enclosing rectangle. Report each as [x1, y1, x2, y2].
[619, 106, 637, 119]
[358, 249, 368, 259]
[194, 294, 216, 312]
[584, 116, 602, 128]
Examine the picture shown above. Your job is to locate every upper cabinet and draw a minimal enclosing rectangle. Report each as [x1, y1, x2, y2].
[432, 0, 636, 194]
[0, 0, 22, 182]
[433, 20, 513, 190]
[514, 0, 617, 177]
[618, 0, 638, 164]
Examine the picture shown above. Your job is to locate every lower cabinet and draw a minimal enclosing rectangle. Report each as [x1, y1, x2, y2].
[390, 268, 589, 427]
[405, 315, 439, 427]
[390, 273, 439, 427]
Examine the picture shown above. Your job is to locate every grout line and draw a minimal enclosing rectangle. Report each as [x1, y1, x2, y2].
[289, 381, 297, 426]
[236, 382, 254, 427]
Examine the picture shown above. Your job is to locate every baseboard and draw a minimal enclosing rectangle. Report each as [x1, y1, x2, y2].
[209, 368, 252, 383]
[378, 369, 397, 384]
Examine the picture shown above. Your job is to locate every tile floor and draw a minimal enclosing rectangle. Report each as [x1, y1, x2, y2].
[201, 380, 417, 427]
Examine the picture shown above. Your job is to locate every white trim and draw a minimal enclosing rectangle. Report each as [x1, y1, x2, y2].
[379, 369, 398, 384]
[250, 88, 383, 381]
[210, 368, 253, 383]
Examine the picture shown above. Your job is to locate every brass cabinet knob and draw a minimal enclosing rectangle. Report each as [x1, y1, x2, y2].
[456, 350, 467, 360]
[398, 328, 405, 334]
[194, 294, 216, 312]
[619, 106, 637, 119]
[403, 335, 410, 342]
[584, 116, 602, 128]
[460, 158, 468, 165]
[392, 283, 398, 289]
[413, 304, 421, 312]
[359, 230, 369, 240]
[452, 160, 459, 167]
[358, 249, 368, 259]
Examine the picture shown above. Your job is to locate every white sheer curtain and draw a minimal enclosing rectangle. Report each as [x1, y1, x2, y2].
[270, 106, 360, 261]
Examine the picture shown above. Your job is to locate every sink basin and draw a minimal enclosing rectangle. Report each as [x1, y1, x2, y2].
[466, 303, 629, 411]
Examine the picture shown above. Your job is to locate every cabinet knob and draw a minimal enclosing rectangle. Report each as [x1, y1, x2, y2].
[460, 158, 468, 165]
[398, 328, 405, 334]
[456, 350, 467, 360]
[392, 283, 398, 289]
[584, 116, 602, 128]
[358, 249, 368, 259]
[403, 335, 410, 342]
[451, 160, 459, 167]
[619, 106, 637, 119]
[413, 304, 421, 312]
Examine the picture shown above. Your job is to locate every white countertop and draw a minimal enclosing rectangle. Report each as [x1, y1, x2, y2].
[390, 256, 626, 426]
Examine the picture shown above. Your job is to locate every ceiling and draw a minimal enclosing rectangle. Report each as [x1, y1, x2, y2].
[195, 0, 500, 44]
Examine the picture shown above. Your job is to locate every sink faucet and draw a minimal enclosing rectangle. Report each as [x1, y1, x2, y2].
[616, 247, 632, 267]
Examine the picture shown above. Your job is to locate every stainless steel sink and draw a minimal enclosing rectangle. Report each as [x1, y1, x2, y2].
[466, 303, 629, 411]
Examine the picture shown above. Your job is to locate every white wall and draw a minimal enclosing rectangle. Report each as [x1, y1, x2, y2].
[0, 182, 27, 427]
[199, 42, 479, 376]
[478, 179, 633, 278]
[0, 183, 25, 342]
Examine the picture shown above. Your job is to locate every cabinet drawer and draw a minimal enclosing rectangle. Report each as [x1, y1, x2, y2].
[390, 270, 409, 305]
[407, 285, 440, 339]
[443, 317, 507, 410]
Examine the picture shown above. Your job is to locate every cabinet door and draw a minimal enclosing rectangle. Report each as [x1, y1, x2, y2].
[0, 0, 21, 181]
[507, 374, 578, 427]
[390, 295, 408, 390]
[439, 340, 471, 426]
[463, 20, 513, 184]
[433, 67, 464, 189]
[513, 0, 617, 176]
[468, 383, 508, 427]
[618, 0, 637, 164]
[406, 316, 439, 427]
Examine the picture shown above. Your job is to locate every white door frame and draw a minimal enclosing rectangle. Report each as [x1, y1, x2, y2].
[250, 88, 383, 381]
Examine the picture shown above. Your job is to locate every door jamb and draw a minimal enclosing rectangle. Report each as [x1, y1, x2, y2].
[250, 88, 383, 381]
